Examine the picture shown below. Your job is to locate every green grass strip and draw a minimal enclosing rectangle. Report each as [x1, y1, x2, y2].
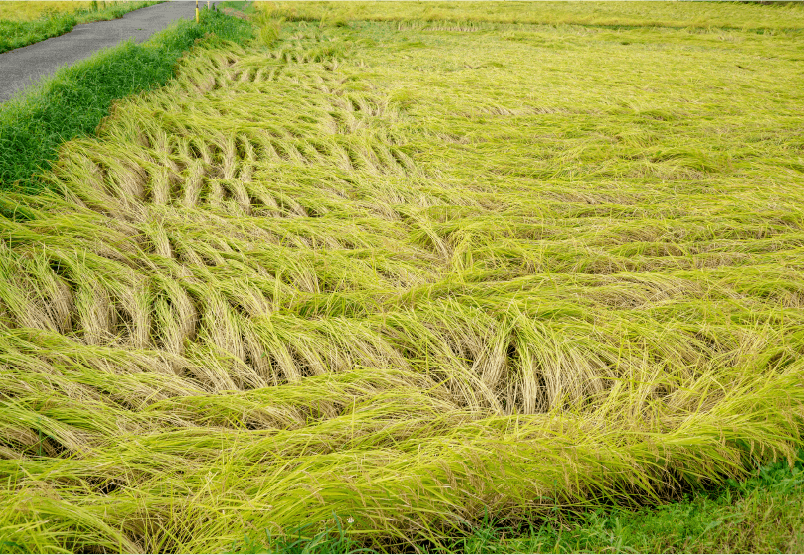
[0, 13, 76, 55]
[0, 8, 253, 197]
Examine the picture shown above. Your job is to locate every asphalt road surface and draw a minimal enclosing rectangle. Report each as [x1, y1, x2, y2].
[0, 1, 224, 104]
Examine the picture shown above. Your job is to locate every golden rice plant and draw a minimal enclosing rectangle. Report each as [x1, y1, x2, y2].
[2, 2, 804, 552]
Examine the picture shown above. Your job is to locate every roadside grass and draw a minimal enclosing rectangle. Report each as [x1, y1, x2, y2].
[0, 8, 254, 196]
[0, 16, 75, 54]
[0, 1, 163, 55]
[1, 2, 804, 553]
[235, 514, 370, 554]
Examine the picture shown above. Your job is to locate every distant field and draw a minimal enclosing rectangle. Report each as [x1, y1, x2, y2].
[1, 2, 804, 553]
[267, 0, 804, 30]
[0, 2, 95, 21]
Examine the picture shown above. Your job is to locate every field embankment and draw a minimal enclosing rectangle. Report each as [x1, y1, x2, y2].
[1, 1, 804, 552]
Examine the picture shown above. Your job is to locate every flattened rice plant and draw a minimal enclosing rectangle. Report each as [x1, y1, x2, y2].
[1, 2, 804, 552]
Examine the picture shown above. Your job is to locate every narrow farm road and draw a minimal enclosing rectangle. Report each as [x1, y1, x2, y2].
[0, 1, 224, 103]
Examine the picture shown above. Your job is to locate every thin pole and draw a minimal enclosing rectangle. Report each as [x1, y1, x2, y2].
[195, 0, 199, 23]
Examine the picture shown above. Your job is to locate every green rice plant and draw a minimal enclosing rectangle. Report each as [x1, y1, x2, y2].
[0, 2, 99, 21]
[430, 448, 804, 554]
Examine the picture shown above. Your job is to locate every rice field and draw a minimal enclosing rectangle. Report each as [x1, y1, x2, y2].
[0, 2, 97, 21]
[2, 1, 804, 552]
[265, 0, 804, 30]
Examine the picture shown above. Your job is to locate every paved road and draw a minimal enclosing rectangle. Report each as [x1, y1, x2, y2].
[0, 1, 223, 103]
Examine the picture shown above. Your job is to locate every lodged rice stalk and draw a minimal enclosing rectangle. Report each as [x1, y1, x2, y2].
[2, 3, 804, 552]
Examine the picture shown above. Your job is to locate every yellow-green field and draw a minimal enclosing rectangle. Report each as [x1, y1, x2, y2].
[0, 2, 95, 21]
[2, 2, 804, 552]
[264, 0, 804, 29]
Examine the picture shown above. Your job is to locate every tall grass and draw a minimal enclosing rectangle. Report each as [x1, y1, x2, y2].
[1, 2, 804, 552]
